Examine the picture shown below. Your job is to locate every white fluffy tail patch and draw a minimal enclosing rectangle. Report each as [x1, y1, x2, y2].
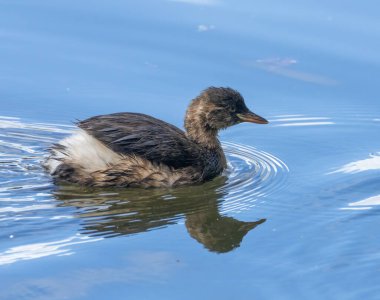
[45, 129, 123, 174]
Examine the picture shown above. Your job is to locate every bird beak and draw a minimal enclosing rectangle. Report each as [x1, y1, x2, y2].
[237, 111, 269, 124]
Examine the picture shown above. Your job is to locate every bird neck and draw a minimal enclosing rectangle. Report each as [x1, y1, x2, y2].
[185, 110, 221, 150]
[185, 124, 220, 149]
[184, 98, 222, 149]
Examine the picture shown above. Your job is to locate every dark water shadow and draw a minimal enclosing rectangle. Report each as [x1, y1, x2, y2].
[54, 177, 266, 253]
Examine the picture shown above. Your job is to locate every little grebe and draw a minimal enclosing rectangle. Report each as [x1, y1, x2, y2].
[45, 87, 268, 187]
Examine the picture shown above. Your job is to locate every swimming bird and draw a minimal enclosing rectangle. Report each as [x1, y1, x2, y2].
[45, 87, 268, 188]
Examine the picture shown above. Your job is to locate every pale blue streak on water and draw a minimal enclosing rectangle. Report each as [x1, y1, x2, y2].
[0, 0, 380, 299]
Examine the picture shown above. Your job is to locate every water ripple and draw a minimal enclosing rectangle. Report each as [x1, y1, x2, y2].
[221, 142, 289, 213]
[0, 116, 288, 257]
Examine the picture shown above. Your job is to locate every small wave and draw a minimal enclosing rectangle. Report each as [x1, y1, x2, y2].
[0, 234, 102, 265]
[269, 115, 334, 127]
[341, 195, 380, 211]
[330, 152, 380, 174]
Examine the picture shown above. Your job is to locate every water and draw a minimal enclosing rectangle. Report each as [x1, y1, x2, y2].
[1, 1, 380, 299]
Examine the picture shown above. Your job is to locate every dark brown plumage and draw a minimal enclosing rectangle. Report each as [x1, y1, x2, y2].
[45, 87, 268, 188]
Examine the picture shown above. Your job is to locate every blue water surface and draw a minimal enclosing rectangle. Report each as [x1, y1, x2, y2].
[1, 0, 380, 299]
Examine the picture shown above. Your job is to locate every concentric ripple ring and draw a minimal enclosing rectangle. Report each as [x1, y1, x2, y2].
[220, 141, 289, 213]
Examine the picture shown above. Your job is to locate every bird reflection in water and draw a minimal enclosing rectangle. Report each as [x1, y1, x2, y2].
[54, 177, 265, 253]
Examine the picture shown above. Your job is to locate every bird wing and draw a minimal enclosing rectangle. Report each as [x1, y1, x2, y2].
[78, 112, 202, 169]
